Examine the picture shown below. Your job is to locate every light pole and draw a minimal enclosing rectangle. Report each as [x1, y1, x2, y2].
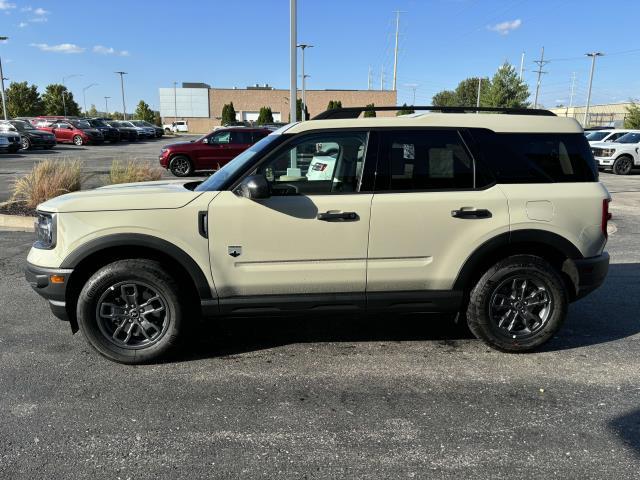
[584, 52, 604, 127]
[62, 74, 82, 117]
[104, 96, 111, 117]
[82, 83, 97, 114]
[289, 0, 297, 123]
[115, 71, 128, 120]
[0, 36, 8, 120]
[173, 81, 178, 122]
[297, 44, 313, 121]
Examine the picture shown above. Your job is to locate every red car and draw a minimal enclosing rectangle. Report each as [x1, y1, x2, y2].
[38, 119, 104, 146]
[159, 127, 271, 176]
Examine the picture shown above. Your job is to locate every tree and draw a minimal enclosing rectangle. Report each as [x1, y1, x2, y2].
[86, 104, 99, 117]
[153, 111, 162, 127]
[432, 77, 491, 107]
[42, 84, 81, 116]
[221, 102, 236, 125]
[3, 81, 43, 118]
[327, 100, 342, 110]
[364, 103, 376, 118]
[296, 98, 309, 120]
[110, 111, 125, 120]
[396, 103, 415, 116]
[256, 106, 274, 124]
[484, 62, 530, 109]
[134, 100, 155, 122]
[624, 101, 640, 129]
[432, 90, 457, 107]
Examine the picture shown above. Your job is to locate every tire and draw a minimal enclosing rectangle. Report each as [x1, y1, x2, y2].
[164, 128, 171, 133]
[612, 155, 633, 175]
[169, 155, 193, 177]
[466, 255, 568, 353]
[73, 135, 84, 146]
[21, 137, 31, 150]
[77, 259, 185, 364]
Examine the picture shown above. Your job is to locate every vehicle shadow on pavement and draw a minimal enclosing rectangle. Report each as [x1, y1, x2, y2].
[176, 264, 640, 362]
[610, 408, 640, 458]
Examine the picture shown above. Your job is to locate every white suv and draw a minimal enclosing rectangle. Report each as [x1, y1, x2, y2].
[25, 106, 611, 364]
[591, 131, 640, 175]
[585, 129, 633, 144]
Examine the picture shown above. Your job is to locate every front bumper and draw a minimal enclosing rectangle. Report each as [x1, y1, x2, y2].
[595, 156, 614, 167]
[29, 135, 56, 147]
[573, 252, 609, 299]
[25, 262, 73, 323]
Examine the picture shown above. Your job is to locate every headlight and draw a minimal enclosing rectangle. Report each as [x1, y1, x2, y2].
[34, 212, 56, 249]
[602, 148, 616, 157]
[160, 148, 168, 154]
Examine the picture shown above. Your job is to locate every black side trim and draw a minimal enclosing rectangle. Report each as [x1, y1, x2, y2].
[218, 293, 366, 315]
[25, 263, 73, 326]
[367, 290, 463, 312]
[60, 234, 213, 300]
[573, 252, 609, 299]
[510, 229, 583, 259]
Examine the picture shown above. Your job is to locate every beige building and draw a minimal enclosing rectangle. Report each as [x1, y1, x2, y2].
[159, 84, 397, 132]
[550, 102, 634, 128]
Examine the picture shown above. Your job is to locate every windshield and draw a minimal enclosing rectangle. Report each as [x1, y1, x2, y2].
[585, 131, 610, 141]
[91, 119, 108, 127]
[10, 120, 36, 132]
[122, 121, 135, 128]
[131, 121, 145, 126]
[195, 133, 285, 192]
[71, 120, 92, 129]
[616, 132, 640, 144]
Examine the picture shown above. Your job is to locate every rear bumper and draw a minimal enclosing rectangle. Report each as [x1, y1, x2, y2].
[25, 262, 73, 322]
[573, 252, 609, 299]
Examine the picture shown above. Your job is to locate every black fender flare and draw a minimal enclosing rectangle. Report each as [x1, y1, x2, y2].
[60, 233, 213, 300]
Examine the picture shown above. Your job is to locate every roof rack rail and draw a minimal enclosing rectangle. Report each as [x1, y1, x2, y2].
[312, 105, 556, 120]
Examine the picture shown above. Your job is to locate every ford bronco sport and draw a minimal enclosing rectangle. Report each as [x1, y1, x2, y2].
[25, 106, 611, 364]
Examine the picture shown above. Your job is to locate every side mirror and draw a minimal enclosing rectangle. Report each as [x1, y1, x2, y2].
[236, 174, 271, 200]
[202, 137, 208, 144]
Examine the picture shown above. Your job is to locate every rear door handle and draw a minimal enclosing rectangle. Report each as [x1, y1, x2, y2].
[317, 211, 358, 221]
[451, 208, 492, 219]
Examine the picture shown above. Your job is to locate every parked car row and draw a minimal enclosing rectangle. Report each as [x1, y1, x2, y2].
[0, 116, 165, 152]
[587, 129, 640, 175]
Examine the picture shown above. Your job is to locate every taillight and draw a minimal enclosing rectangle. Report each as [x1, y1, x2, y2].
[602, 198, 612, 238]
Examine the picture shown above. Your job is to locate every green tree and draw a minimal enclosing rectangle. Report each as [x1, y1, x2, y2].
[110, 111, 124, 120]
[364, 103, 376, 117]
[484, 62, 530, 108]
[134, 100, 155, 122]
[86, 104, 99, 117]
[296, 98, 310, 120]
[153, 111, 162, 126]
[3, 81, 43, 118]
[256, 106, 274, 124]
[624, 101, 640, 128]
[42, 84, 80, 116]
[327, 100, 342, 110]
[221, 102, 236, 125]
[396, 103, 415, 116]
[432, 90, 457, 107]
[454, 77, 491, 107]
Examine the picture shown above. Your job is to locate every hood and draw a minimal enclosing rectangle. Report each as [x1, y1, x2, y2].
[38, 179, 204, 213]
[164, 141, 196, 149]
[82, 128, 103, 135]
[0, 131, 20, 138]
[26, 129, 55, 137]
[590, 141, 628, 149]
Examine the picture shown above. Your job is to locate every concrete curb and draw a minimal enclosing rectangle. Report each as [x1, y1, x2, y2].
[0, 213, 35, 232]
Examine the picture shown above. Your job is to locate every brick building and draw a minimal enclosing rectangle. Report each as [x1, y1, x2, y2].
[159, 83, 397, 132]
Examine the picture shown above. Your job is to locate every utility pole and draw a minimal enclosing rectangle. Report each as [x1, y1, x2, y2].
[0, 36, 8, 121]
[82, 83, 97, 114]
[392, 10, 404, 91]
[568, 72, 577, 117]
[289, 0, 297, 123]
[297, 44, 313, 121]
[584, 52, 604, 127]
[476, 78, 482, 109]
[104, 96, 110, 117]
[532, 47, 549, 108]
[368, 65, 372, 90]
[173, 81, 178, 122]
[115, 71, 128, 120]
[403, 83, 418, 105]
[380, 65, 385, 91]
[62, 74, 82, 117]
[519, 51, 525, 80]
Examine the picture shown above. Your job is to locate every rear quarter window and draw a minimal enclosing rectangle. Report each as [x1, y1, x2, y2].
[469, 129, 597, 183]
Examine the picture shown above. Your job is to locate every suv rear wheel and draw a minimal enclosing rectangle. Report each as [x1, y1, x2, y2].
[466, 255, 568, 352]
[169, 155, 193, 177]
[613, 155, 633, 175]
[77, 259, 185, 364]
[73, 135, 84, 146]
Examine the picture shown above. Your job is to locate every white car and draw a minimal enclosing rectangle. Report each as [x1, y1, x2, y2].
[585, 129, 636, 144]
[591, 131, 640, 175]
[163, 120, 188, 133]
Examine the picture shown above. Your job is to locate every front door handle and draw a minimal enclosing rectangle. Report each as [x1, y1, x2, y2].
[317, 211, 358, 221]
[451, 208, 492, 219]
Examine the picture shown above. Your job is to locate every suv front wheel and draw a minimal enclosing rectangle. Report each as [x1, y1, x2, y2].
[169, 155, 193, 177]
[466, 255, 568, 352]
[77, 259, 185, 364]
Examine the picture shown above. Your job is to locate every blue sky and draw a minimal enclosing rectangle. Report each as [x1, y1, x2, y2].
[1, 0, 640, 112]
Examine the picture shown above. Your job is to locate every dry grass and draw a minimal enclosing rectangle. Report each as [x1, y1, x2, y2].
[109, 159, 164, 185]
[10, 159, 82, 208]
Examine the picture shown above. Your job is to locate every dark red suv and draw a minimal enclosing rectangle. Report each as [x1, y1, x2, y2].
[159, 127, 271, 176]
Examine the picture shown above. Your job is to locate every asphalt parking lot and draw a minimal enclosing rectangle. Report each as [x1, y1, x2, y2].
[1, 173, 640, 478]
[0, 135, 201, 202]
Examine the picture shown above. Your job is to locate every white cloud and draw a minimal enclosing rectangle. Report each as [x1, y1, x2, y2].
[33, 7, 48, 15]
[29, 16, 47, 22]
[30, 42, 85, 54]
[488, 18, 522, 35]
[18, 21, 27, 27]
[93, 45, 130, 56]
[0, 0, 16, 10]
